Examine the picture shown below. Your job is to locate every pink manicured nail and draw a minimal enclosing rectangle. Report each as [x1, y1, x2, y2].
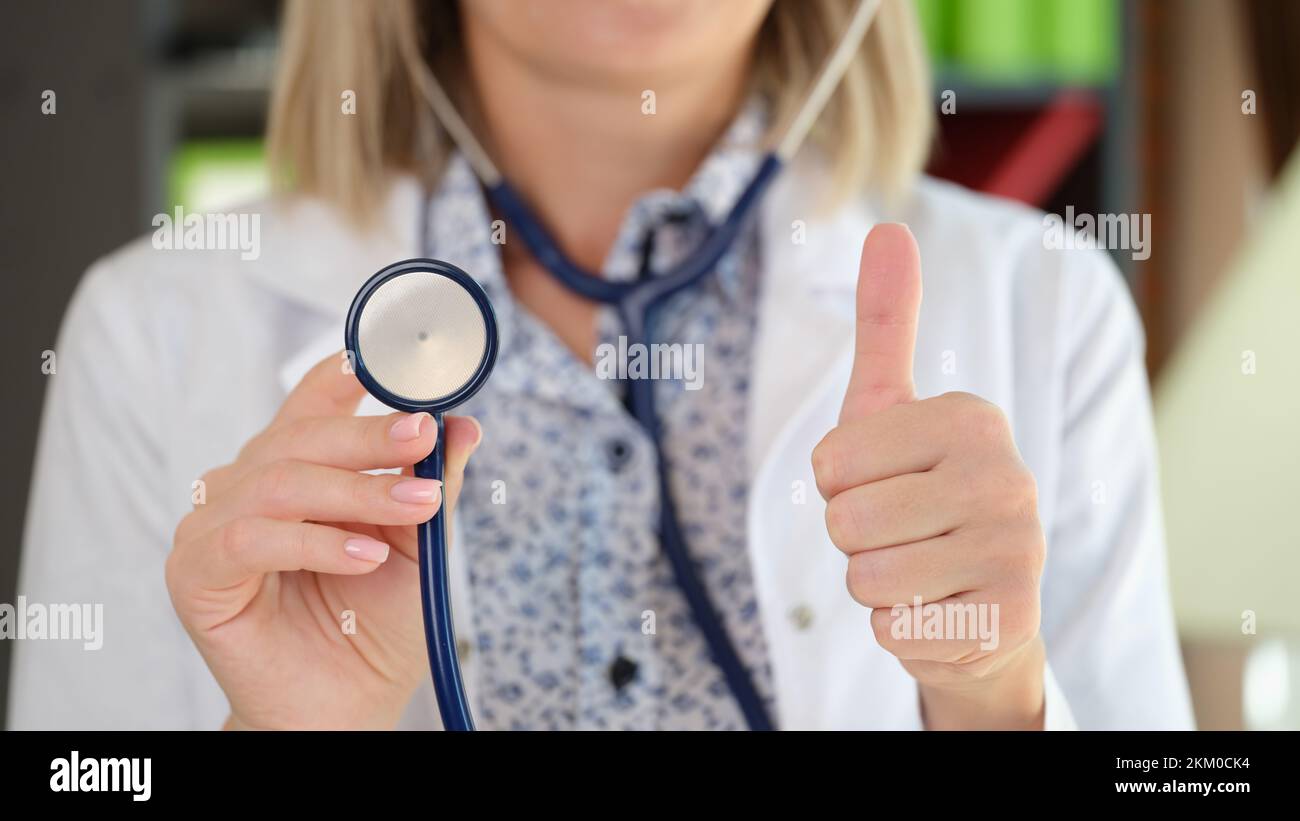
[344, 537, 390, 563]
[389, 412, 429, 442]
[390, 478, 442, 504]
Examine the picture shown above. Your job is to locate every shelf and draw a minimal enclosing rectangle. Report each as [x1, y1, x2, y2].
[934, 69, 1112, 109]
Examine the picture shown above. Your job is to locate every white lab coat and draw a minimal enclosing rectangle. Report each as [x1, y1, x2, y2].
[9, 155, 1194, 730]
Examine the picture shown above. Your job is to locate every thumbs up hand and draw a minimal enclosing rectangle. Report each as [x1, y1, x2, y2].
[811, 224, 1048, 730]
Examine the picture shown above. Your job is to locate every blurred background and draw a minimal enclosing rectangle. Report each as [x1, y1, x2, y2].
[1, 0, 1297, 729]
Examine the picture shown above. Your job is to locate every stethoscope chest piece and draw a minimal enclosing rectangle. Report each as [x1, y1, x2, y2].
[346, 258, 497, 413]
[345, 258, 498, 731]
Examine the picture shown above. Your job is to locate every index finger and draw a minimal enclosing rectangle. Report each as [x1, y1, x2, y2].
[273, 350, 368, 426]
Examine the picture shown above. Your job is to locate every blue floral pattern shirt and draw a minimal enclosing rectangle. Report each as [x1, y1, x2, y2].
[433, 105, 775, 729]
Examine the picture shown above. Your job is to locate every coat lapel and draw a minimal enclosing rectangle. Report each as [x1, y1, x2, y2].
[749, 153, 870, 477]
[747, 156, 929, 728]
[249, 174, 426, 397]
[251, 175, 424, 321]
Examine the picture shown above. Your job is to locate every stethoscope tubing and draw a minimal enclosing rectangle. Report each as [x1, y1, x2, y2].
[486, 161, 787, 729]
[628, 372, 775, 730]
[417, 158, 783, 730]
[415, 413, 474, 731]
[485, 155, 782, 326]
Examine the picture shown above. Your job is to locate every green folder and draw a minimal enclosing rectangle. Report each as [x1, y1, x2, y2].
[950, 0, 1039, 80]
[912, 0, 949, 63]
[1041, 0, 1117, 82]
[938, 0, 1117, 84]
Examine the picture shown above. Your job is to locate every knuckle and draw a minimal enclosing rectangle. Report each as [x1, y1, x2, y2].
[219, 517, 258, 568]
[1020, 522, 1047, 574]
[277, 418, 327, 461]
[995, 585, 1041, 645]
[278, 419, 314, 455]
[356, 414, 381, 455]
[845, 552, 887, 605]
[290, 522, 313, 566]
[1021, 597, 1043, 641]
[257, 427, 288, 460]
[844, 556, 866, 604]
[949, 463, 982, 512]
[163, 540, 185, 594]
[254, 418, 324, 464]
[998, 528, 1044, 580]
[1001, 464, 1040, 522]
[351, 473, 378, 508]
[237, 428, 275, 462]
[949, 392, 1007, 442]
[1019, 471, 1040, 519]
[194, 465, 231, 503]
[823, 493, 860, 552]
[443, 453, 467, 487]
[869, 606, 896, 648]
[168, 510, 206, 592]
[810, 433, 838, 497]
[172, 509, 199, 546]
[1011, 600, 1042, 646]
[197, 466, 223, 489]
[253, 459, 300, 508]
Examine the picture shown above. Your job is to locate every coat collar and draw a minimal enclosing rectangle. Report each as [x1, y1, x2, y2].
[265, 152, 878, 428]
[746, 151, 877, 475]
[248, 174, 426, 322]
[251, 175, 425, 397]
[253, 97, 769, 326]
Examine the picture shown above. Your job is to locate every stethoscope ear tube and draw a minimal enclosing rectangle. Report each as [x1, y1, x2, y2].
[477, 153, 787, 733]
[416, 413, 475, 731]
[485, 154, 783, 317]
[404, 0, 883, 732]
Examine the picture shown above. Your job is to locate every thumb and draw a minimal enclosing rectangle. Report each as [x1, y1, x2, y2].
[840, 223, 923, 423]
[439, 414, 483, 520]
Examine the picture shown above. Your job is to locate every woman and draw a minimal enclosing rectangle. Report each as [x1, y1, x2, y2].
[10, 0, 1193, 730]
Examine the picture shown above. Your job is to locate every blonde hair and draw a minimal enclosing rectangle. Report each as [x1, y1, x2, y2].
[267, 0, 933, 223]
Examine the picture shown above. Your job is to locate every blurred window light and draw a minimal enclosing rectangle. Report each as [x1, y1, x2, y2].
[168, 139, 267, 213]
[1243, 639, 1293, 730]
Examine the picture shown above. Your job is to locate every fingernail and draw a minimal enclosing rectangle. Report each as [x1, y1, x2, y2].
[468, 416, 484, 450]
[389, 412, 429, 442]
[390, 478, 442, 504]
[344, 537, 390, 563]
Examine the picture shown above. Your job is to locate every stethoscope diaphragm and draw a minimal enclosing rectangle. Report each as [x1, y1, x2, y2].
[347, 259, 497, 412]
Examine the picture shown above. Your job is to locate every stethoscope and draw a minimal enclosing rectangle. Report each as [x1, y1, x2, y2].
[348, 0, 883, 731]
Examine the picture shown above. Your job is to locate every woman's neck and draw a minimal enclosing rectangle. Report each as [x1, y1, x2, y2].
[461, 17, 754, 272]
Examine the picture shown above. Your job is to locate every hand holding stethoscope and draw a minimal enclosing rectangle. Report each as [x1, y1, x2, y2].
[166, 352, 482, 730]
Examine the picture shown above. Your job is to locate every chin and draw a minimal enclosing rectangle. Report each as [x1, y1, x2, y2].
[466, 0, 772, 85]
